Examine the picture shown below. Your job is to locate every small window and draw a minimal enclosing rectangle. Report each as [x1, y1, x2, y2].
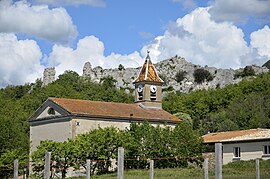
[138, 92, 143, 100]
[48, 108, 55, 115]
[233, 147, 241, 158]
[263, 145, 270, 155]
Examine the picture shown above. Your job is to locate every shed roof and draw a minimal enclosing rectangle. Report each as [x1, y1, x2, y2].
[202, 128, 270, 143]
[49, 98, 180, 123]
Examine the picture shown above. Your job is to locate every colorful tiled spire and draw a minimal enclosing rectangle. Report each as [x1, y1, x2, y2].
[134, 51, 163, 83]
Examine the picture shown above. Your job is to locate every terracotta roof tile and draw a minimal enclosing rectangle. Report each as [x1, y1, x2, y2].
[202, 128, 270, 143]
[49, 98, 181, 123]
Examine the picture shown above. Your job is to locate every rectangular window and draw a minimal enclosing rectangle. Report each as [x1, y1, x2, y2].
[263, 145, 270, 155]
[233, 147, 241, 158]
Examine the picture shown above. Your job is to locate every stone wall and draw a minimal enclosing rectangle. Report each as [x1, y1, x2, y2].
[42, 67, 56, 87]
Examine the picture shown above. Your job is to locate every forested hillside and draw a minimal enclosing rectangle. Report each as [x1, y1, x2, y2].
[163, 71, 270, 134]
[0, 71, 133, 170]
[0, 70, 269, 172]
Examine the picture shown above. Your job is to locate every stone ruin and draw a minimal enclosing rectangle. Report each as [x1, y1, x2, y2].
[42, 67, 56, 87]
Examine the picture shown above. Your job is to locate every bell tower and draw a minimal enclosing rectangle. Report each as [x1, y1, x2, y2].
[133, 51, 164, 109]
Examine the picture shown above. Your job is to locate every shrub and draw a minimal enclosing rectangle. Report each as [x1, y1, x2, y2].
[163, 85, 174, 92]
[234, 66, 255, 78]
[175, 70, 187, 83]
[118, 64, 125, 71]
[193, 69, 214, 84]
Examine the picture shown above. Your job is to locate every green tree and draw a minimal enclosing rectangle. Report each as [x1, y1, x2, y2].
[118, 64, 125, 71]
[234, 66, 255, 78]
[193, 69, 214, 84]
[0, 149, 26, 178]
[175, 70, 187, 83]
[73, 127, 130, 174]
[100, 76, 117, 88]
[125, 122, 204, 169]
[174, 112, 193, 126]
[0, 70, 134, 176]
[31, 140, 76, 178]
[170, 123, 205, 166]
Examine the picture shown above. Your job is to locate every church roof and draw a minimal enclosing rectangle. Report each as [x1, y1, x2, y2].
[202, 128, 270, 143]
[45, 98, 180, 123]
[134, 53, 163, 83]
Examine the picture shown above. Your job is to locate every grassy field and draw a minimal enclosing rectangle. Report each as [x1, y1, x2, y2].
[71, 160, 270, 179]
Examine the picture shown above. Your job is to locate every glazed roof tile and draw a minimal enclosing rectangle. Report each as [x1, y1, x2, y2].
[134, 54, 163, 83]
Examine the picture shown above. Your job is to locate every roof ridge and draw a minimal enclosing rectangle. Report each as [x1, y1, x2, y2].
[49, 97, 135, 105]
[205, 128, 259, 135]
[203, 128, 270, 143]
[45, 97, 181, 123]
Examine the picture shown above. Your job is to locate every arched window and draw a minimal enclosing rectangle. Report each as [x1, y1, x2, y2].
[48, 107, 55, 115]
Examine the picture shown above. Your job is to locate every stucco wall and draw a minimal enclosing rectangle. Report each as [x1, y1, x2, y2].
[72, 118, 130, 136]
[71, 118, 174, 136]
[30, 118, 71, 153]
[36, 106, 61, 119]
[223, 141, 270, 164]
[134, 83, 162, 108]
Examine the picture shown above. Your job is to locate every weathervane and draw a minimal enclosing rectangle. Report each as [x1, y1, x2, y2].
[146, 50, 150, 59]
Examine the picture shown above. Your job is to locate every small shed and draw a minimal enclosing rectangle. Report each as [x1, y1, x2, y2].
[202, 128, 270, 164]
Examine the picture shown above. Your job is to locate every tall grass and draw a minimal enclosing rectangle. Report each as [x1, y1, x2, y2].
[71, 159, 270, 179]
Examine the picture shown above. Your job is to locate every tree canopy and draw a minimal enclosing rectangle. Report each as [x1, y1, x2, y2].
[0, 71, 133, 174]
[1, 69, 269, 176]
[31, 123, 204, 177]
[163, 71, 270, 134]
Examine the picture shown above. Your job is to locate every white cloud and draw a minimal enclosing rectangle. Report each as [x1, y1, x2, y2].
[32, 0, 106, 7]
[250, 25, 270, 57]
[105, 52, 143, 69]
[45, 36, 144, 76]
[45, 7, 269, 75]
[139, 32, 154, 39]
[142, 7, 252, 69]
[0, 33, 43, 87]
[0, 0, 77, 44]
[209, 0, 270, 22]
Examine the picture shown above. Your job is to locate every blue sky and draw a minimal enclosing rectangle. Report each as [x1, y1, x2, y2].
[39, 0, 187, 56]
[0, 0, 270, 87]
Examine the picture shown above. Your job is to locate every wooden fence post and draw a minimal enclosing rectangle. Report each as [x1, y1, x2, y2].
[149, 160, 154, 179]
[23, 167, 27, 179]
[256, 159, 260, 179]
[14, 159, 18, 179]
[44, 152, 51, 179]
[117, 147, 124, 179]
[215, 143, 222, 179]
[86, 159, 91, 179]
[203, 158, 208, 179]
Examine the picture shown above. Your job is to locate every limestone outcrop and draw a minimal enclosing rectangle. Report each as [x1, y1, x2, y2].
[42, 56, 269, 93]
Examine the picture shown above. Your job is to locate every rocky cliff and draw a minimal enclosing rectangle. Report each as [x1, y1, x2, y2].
[43, 56, 269, 93]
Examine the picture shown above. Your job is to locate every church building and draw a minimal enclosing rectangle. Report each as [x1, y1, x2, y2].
[29, 53, 181, 153]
